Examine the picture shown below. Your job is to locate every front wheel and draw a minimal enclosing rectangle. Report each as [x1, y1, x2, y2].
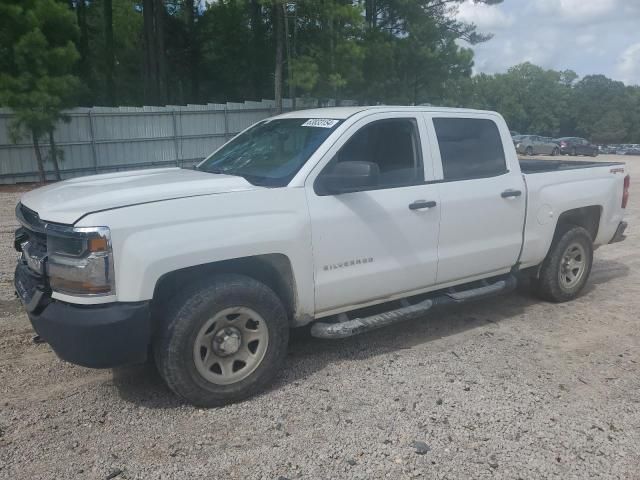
[525, 146, 534, 156]
[533, 225, 593, 302]
[154, 274, 289, 407]
[552, 147, 560, 156]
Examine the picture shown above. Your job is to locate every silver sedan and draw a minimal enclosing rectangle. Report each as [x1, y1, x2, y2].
[514, 135, 560, 156]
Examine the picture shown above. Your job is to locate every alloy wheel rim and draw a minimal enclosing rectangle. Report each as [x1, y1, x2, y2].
[559, 242, 587, 290]
[193, 307, 269, 385]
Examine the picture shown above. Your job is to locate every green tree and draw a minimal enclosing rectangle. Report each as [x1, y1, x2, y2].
[356, 0, 497, 104]
[450, 63, 571, 137]
[293, 1, 364, 102]
[0, 0, 81, 182]
[592, 111, 627, 144]
[573, 75, 628, 141]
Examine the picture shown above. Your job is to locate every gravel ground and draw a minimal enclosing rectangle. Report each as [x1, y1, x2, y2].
[0, 155, 639, 479]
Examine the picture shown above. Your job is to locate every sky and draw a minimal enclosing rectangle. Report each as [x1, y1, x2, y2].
[456, 0, 640, 86]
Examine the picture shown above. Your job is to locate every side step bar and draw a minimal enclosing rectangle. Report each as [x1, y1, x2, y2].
[444, 278, 512, 302]
[310, 274, 517, 339]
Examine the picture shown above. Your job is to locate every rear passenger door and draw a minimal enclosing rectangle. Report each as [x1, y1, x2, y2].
[427, 115, 526, 284]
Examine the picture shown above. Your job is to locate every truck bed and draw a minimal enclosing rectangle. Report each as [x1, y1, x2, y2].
[519, 159, 623, 174]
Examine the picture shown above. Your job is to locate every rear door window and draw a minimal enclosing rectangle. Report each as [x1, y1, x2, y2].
[433, 118, 507, 181]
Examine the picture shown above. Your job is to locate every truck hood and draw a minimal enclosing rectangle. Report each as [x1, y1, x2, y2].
[20, 168, 260, 225]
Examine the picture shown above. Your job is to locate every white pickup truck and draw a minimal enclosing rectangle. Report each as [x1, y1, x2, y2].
[14, 106, 629, 406]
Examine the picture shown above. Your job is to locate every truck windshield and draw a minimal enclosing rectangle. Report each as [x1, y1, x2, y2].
[197, 118, 342, 186]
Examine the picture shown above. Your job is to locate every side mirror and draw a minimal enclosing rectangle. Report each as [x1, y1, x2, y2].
[319, 161, 380, 195]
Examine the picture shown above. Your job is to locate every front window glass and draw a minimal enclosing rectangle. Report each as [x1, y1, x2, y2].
[198, 118, 342, 186]
[330, 118, 423, 188]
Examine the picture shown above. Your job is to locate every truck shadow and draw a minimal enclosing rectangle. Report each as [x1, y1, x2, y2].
[111, 258, 629, 408]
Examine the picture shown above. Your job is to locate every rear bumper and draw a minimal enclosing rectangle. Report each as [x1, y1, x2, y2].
[609, 221, 627, 244]
[15, 262, 151, 368]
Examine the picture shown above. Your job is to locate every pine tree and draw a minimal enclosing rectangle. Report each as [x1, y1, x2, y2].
[0, 0, 81, 182]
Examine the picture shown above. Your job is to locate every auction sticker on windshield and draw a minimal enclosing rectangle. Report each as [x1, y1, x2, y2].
[301, 118, 340, 128]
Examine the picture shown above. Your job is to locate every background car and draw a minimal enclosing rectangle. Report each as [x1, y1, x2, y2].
[555, 137, 598, 156]
[624, 145, 640, 156]
[600, 145, 619, 154]
[514, 135, 560, 156]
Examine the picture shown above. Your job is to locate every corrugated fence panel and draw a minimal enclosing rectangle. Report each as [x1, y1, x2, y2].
[0, 98, 357, 184]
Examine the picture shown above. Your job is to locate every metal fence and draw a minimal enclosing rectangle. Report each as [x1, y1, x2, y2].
[0, 98, 356, 184]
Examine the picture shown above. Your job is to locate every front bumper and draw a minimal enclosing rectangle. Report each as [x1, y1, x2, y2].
[609, 221, 627, 244]
[15, 262, 151, 369]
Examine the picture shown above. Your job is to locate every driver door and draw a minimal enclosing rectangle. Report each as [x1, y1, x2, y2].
[305, 113, 440, 316]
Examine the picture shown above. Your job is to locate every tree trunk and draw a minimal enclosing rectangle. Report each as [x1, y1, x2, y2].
[104, 0, 116, 105]
[283, 3, 294, 109]
[184, 0, 198, 102]
[142, 0, 168, 105]
[273, 2, 284, 114]
[154, 0, 167, 104]
[32, 131, 45, 184]
[250, 0, 265, 99]
[48, 130, 62, 181]
[365, 0, 376, 29]
[143, 0, 157, 104]
[76, 0, 90, 87]
[292, 5, 297, 109]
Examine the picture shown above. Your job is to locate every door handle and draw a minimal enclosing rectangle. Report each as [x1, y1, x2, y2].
[409, 200, 437, 210]
[501, 189, 522, 198]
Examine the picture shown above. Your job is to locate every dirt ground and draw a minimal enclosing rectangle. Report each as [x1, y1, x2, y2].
[0, 155, 638, 479]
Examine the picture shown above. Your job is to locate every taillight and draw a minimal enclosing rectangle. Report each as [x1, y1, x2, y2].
[622, 174, 630, 208]
[560, 141, 566, 147]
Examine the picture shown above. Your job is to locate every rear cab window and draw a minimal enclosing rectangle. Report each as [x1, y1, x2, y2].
[432, 117, 507, 181]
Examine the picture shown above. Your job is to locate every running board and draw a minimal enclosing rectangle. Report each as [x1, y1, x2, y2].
[310, 298, 434, 339]
[444, 277, 513, 302]
[310, 275, 517, 339]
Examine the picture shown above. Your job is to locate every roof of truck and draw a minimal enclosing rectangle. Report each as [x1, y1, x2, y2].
[275, 105, 497, 120]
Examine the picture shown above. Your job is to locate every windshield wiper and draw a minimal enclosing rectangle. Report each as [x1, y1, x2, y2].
[199, 167, 269, 186]
[201, 167, 230, 175]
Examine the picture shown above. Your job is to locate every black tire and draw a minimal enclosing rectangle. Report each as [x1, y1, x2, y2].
[526, 146, 534, 156]
[533, 225, 593, 302]
[552, 147, 560, 156]
[154, 274, 289, 407]
[591, 149, 598, 157]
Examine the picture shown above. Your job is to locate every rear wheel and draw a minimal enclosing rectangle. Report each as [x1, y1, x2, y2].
[154, 274, 289, 407]
[533, 225, 593, 302]
[525, 146, 534, 156]
[552, 147, 560, 156]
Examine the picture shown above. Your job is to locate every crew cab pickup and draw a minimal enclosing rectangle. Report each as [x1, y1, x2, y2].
[14, 106, 630, 406]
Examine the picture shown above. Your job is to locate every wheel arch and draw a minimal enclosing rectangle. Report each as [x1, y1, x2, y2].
[151, 254, 299, 327]
[553, 205, 602, 242]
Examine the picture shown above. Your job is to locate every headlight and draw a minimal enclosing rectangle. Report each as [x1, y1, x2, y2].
[47, 226, 115, 296]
